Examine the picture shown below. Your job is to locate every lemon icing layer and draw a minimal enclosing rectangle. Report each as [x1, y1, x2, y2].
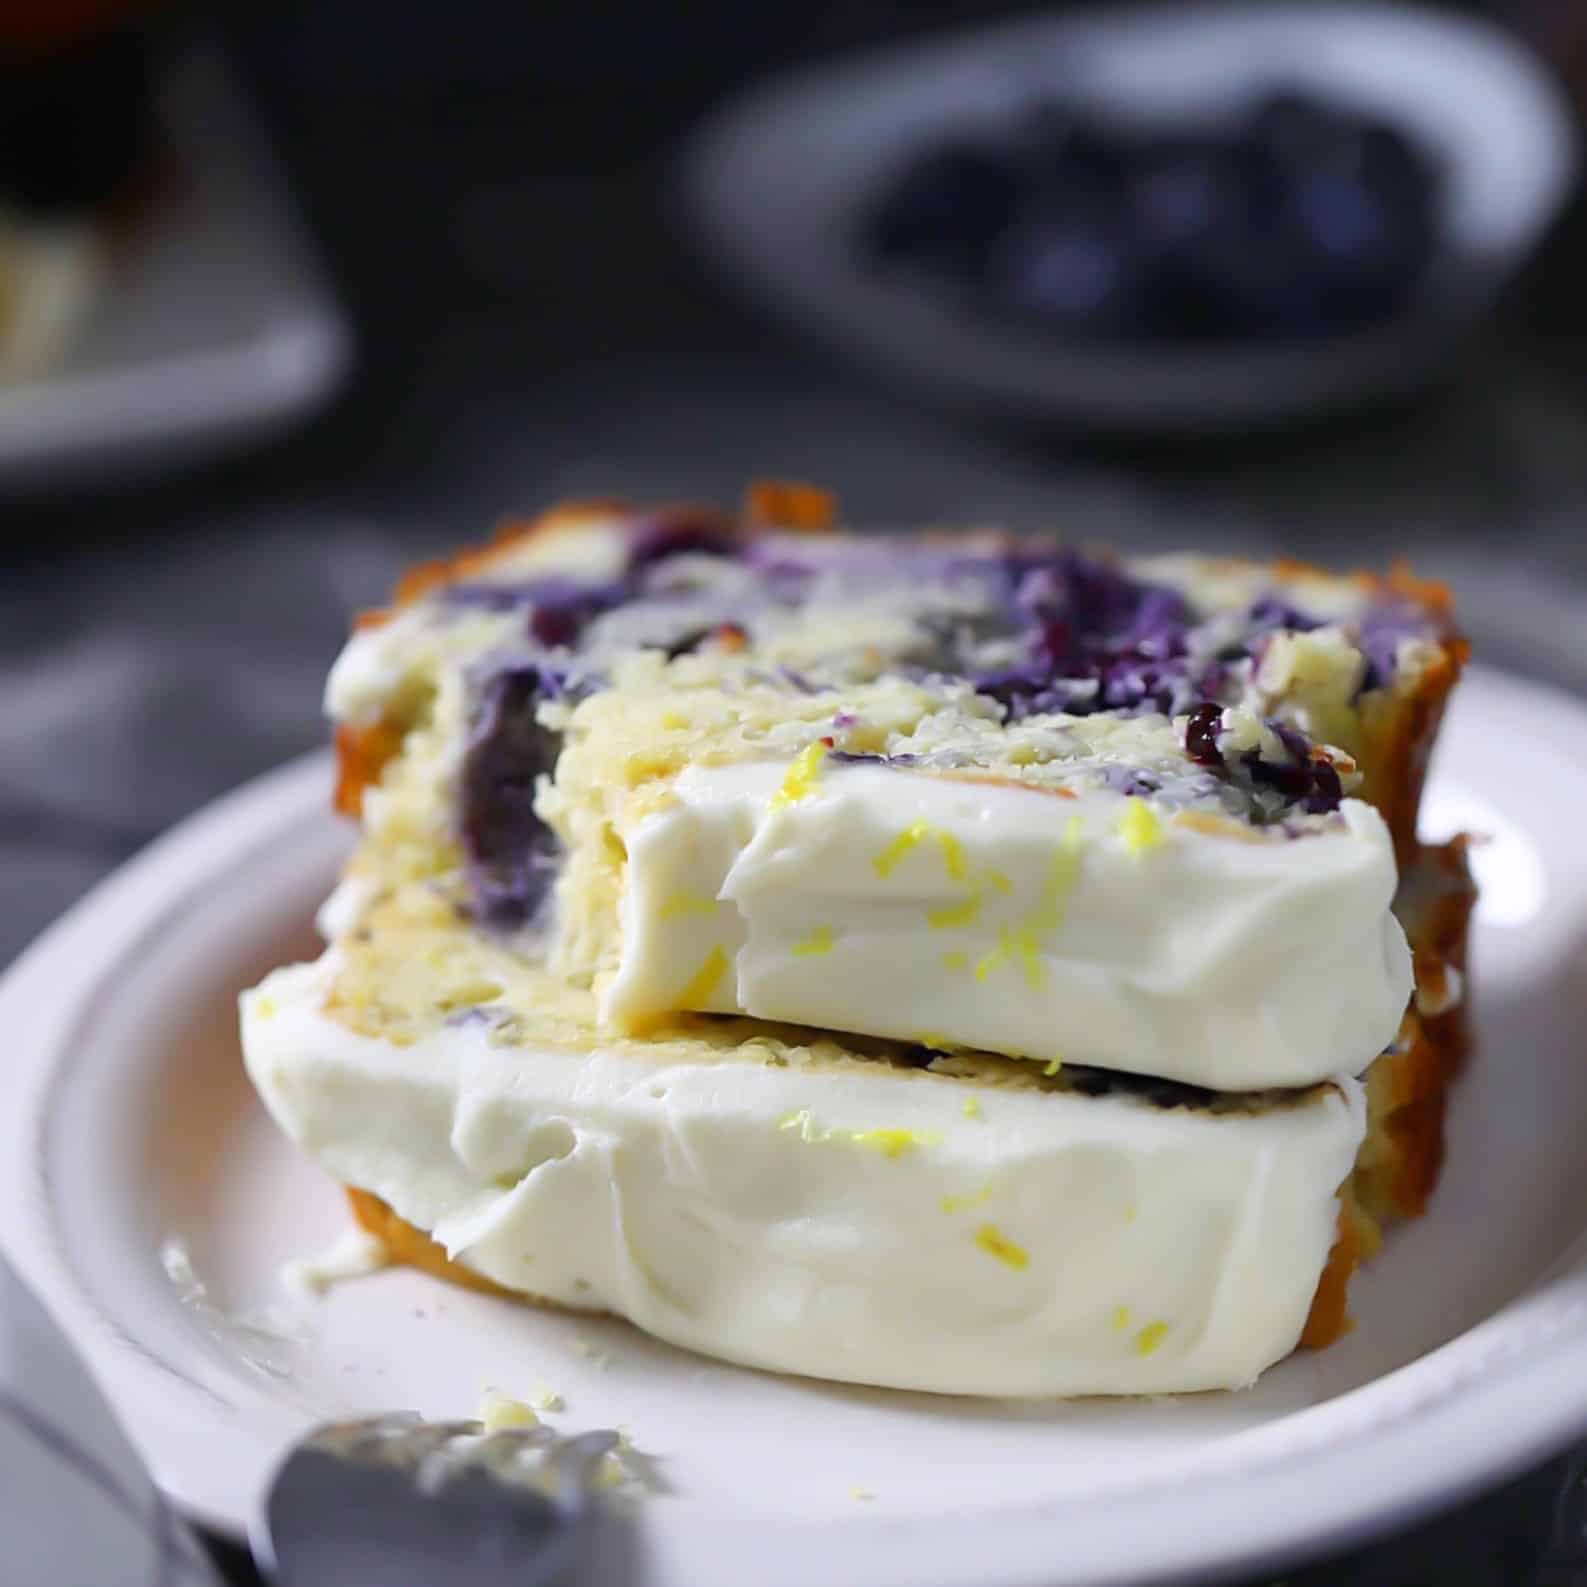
[603, 761, 1411, 1090]
[242, 952, 1365, 1397]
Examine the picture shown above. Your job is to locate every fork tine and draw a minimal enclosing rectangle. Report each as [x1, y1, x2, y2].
[304, 1412, 420, 1459]
[261, 1414, 626, 1587]
[546, 1429, 619, 1503]
[459, 1427, 555, 1482]
[342, 1419, 480, 1467]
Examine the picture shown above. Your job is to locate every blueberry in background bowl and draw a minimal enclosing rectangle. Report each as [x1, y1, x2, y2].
[987, 199, 1155, 340]
[861, 141, 1027, 279]
[857, 88, 1443, 346]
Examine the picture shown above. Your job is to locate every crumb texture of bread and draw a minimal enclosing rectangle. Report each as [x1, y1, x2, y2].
[327, 492, 1462, 858]
[346, 1187, 515, 1298]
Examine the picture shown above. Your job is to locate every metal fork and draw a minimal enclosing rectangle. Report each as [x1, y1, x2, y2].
[252, 1414, 620, 1587]
[1537, 1445, 1587, 1585]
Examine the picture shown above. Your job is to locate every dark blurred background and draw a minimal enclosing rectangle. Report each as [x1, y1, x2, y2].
[3, 1, 1587, 1582]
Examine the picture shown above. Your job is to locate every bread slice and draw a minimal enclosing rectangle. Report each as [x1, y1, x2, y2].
[245, 915, 1363, 1395]
[346, 840, 1476, 1356]
[242, 833, 1468, 1388]
[321, 486, 1460, 1093]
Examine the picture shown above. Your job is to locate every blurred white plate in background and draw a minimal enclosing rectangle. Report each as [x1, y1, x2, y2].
[5, 666, 1587, 1585]
[0, 38, 349, 491]
[682, 2, 1578, 431]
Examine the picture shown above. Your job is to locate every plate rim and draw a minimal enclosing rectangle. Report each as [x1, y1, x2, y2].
[5, 666, 1587, 1586]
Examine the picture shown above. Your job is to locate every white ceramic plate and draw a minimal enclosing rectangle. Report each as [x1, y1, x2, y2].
[0, 39, 349, 491]
[681, 2, 1578, 431]
[4, 665, 1587, 1587]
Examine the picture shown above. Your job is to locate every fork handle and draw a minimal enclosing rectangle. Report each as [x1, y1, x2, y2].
[1537, 1448, 1587, 1586]
[263, 1449, 581, 1587]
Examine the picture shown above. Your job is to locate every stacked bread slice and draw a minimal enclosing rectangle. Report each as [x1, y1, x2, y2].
[242, 484, 1471, 1395]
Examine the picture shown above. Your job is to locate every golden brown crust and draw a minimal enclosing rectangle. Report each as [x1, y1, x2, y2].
[1376, 837, 1476, 1218]
[346, 1187, 612, 1315]
[346, 1187, 512, 1296]
[1300, 1201, 1368, 1350]
[391, 499, 643, 608]
[1360, 643, 1469, 865]
[332, 720, 406, 820]
[1297, 836, 1475, 1348]
[742, 478, 837, 530]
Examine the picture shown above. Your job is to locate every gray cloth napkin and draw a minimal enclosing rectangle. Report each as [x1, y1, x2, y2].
[0, 514, 404, 968]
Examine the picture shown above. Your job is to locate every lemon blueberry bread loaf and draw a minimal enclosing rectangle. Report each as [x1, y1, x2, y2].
[242, 484, 1470, 1394]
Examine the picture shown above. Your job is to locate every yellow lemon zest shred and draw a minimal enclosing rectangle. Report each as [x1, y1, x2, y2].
[778, 1108, 820, 1143]
[961, 1095, 984, 1120]
[934, 830, 968, 882]
[1118, 797, 1163, 856]
[678, 945, 729, 1007]
[1135, 1321, 1169, 1356]
[791, 925, 835, 957]
[769, 743, 828, 810]
[939, 1181, 995, 1214]
[850, 1127, 940, 1158]
[974, 1224, 1029, 1269]
[966, 819, 1087, 986]
[657, 890, 718, 920]
[1012, 927, 1044, 990]
[940, 950, 967, 971]
[926, 894, 981, 930]
[780, 1112, 939, 1157]
[873, 819, 931, 878]
[1047, 816, 1085, 900]
[1111, 1305, 1130, 1332]
[971, 1218, 1022, 1269]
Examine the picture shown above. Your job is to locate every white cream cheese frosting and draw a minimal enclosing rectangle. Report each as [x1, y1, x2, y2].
[242, 953, 1365, 1397]
[602, 760, 1412, 1091]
